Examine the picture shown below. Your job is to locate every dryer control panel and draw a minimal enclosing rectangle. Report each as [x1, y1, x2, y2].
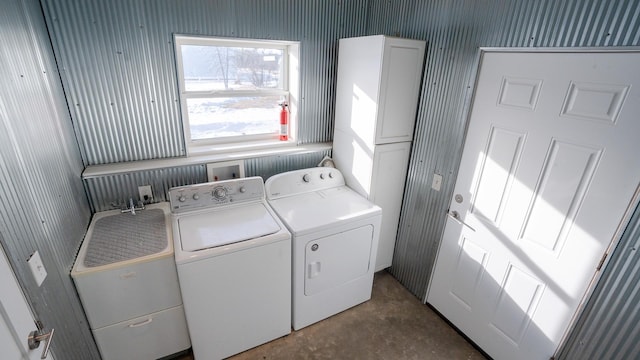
[265, 167, 345, 200]
[168, 176, 265, 213]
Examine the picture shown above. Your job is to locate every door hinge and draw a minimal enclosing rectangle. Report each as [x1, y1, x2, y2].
[597, 252, 608, 271]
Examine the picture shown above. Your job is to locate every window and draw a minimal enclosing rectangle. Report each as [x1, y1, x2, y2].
[174, 35, 299, 153]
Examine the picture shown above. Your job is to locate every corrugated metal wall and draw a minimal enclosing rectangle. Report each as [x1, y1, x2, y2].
[85, 150, 330, 212]
[84, 165, 206, 212]
[0, 0, 99, 358]
[558, 201, 640, 359]
[244, 150, 332, 181]
[365, 0, 640, 302]
[14, 0, 639, 358]
[41, 0, 368, 166]
[365, 1, 640, 357]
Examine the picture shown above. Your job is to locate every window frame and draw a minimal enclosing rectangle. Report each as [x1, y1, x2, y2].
[174, 35, 299, 154]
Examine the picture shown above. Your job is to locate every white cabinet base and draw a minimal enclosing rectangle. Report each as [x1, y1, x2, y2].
[369, 142, 412, 271]
[334, 130, 412, 271]
[93, 305, 190, 360]
[72, 255, 183, 329]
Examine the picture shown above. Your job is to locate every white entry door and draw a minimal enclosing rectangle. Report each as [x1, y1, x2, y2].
[428, 50, 640, 360]
[1, 246, 52, 360]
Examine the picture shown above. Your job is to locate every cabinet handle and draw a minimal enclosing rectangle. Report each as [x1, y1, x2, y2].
[119, 271, 136, 279]
[128, 317, 153, 328]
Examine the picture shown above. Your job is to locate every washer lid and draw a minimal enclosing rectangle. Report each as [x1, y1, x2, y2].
[178, 203, 281, 252]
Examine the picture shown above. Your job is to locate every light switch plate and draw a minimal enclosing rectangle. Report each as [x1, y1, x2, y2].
[27, 251, 47, 287]
[431, 173, 443, 191]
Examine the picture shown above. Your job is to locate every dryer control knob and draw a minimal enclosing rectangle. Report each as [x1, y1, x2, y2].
[192, 194, 200, 200]
[320, 173, 325, 179]
[239, 186, 246, 193]
[328, 172, 334, 178]
[302, 174, 310, 183]
[213, 187, 227, 200]
[178, 195, 186, 202]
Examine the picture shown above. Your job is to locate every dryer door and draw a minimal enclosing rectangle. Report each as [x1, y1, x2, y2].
[304, 225, 374, 296]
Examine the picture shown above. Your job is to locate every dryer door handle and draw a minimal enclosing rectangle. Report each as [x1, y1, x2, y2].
[307, 262, 321, 279]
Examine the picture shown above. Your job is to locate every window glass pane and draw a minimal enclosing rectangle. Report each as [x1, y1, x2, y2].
[187, 96, 281, 140]
[181, 45, 284, 92]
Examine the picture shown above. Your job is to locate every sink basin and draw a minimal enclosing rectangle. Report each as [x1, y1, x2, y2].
[70, 201, 185, 338]
[73, 202, 172, 273]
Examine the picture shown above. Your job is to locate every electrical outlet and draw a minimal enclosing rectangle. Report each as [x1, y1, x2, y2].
[138, 185, 153, 203]
[431, 173, 443, 192]
[27, 251, 47, 287]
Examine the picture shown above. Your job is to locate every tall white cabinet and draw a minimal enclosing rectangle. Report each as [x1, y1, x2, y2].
[332, 35, 425, 271]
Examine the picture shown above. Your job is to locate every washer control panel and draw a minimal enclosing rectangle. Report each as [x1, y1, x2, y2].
[265, 167, 345, 200]
[169, 176, 265, 213]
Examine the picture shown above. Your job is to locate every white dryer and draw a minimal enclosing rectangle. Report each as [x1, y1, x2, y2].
[170, 177, 291, 360]
[265, 167, 381, 330]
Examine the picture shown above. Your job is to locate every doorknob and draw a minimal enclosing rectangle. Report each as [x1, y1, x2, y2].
[447, 210, 475, 232]
[28, 327, 54, 359]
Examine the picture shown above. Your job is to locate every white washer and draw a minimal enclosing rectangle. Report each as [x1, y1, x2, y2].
[265, 167, 382, 330]
[170, 177, 291, 360]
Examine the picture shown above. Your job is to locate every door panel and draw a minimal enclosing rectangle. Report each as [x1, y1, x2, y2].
[497, 77, 542, 110]
[450, 237, 489, 310]
[560, 82, 629, 123]
[470, 126, 526, 225]
[489, 264, 544, 344]
[428, 50, 640, 360]
[519, 140, 601, 253]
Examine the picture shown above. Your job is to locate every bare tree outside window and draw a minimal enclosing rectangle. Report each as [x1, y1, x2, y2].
[178, 41, 287, 141]
[215, 47, 230, 90]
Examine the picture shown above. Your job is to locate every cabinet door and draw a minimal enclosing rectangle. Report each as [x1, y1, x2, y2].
[376, 38, 425, 144]
[334, 36, 384, 144]
[370, 142, 412, 271]
[93, 305, 190, 360]
[72, 256, 183, 329]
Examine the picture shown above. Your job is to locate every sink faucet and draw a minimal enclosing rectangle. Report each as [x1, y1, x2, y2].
[121, 198, 145, 215]
[129, 198, 136, 215]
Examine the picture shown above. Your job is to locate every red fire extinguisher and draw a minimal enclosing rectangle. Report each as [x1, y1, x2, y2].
[279, 102, 289, 141]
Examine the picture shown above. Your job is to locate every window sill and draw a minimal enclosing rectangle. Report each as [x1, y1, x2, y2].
[82, 142, 332, 179]
[187, 139, 298, 156]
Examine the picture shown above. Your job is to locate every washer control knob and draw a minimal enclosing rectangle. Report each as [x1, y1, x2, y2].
[328, 172, 334, 178]
[239, 186, 246, 193]
[311, 244, 319, 251]
[178, 195, 186, 202]
[302, 174, 310, 183]
[192, 194, 200, 200]
[213, 187, 227, 200]
[320, 173, 325, 179]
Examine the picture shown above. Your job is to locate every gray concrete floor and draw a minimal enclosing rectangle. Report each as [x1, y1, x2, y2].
[179, 271, 487, 359]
